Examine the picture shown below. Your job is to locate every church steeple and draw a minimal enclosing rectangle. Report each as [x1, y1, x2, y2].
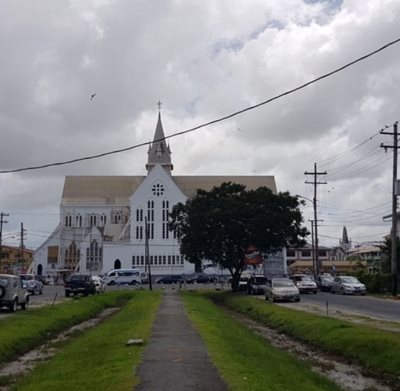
[146, 104, 173, 174]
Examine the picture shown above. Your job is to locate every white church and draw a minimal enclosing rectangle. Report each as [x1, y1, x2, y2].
[33, 111, 277, 280]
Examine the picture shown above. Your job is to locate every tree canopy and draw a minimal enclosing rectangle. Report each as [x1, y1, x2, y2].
[169, 182, 308, 288]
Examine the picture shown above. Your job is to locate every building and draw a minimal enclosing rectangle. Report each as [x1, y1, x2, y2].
[0, 244, 34, 274]
[34, 111, 277, 280]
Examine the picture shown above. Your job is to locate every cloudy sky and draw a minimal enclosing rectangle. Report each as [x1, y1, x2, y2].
[1, 0, 399, 250]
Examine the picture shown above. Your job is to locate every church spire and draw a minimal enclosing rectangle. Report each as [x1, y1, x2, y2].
[146, 103, 173, 174]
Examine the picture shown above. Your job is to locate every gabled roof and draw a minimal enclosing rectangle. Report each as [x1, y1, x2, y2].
[61, 175, 277, 205]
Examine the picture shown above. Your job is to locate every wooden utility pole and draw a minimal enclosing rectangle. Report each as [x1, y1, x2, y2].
[305, 163, 327, 275]
[380, 121, 398, 296]
[0, 213, 9, 270]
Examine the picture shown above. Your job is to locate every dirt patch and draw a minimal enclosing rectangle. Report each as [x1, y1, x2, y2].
[226, 309, 396, 391]
[0, 307, 119, 389]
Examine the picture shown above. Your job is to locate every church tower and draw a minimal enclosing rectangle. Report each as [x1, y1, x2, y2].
[339, 226, 352, 252]
[146, 107, 173, 174]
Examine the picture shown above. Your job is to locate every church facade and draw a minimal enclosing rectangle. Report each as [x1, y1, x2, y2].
[33, 113, 277, 279]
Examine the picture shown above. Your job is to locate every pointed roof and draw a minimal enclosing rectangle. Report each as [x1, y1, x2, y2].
[146, 112, 173, 174]
[342, 226, 349, 244]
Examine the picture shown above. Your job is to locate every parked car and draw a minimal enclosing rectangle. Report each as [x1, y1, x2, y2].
[330, 276, 366, 295]
[290, 274, 318, 294]
[105, 269, 141, 285]
[316, 274, 334, 292]
[156, 275, 183, 284]
[91, 276, 106, 294]
[19, 274, 44, 295]
[64, 275, 96, 297]
[140, 272, 149, 284]
[265, 278, 300, 302]
[238, 276, 250, 291]
[0, 274, 30, 312]
[247, 275, 268, 295]
[186, 274, 215, 284]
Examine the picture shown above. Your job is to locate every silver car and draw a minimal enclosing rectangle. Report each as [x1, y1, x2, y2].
[265, 278, 300, 302]
[331, 276, 366, 295]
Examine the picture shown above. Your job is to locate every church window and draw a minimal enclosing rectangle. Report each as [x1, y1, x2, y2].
[65, 241, 80, 270]
[100, 214, 107, 226]
[163, 255, 166, 265]
[141, 256, 144, 265]
[76, 214, 82, 227]
[172, 255, 175, 264]
[152, 182, 165, 196]
[89, 214, 97, 227]
[112, 211, 122, 224]
[86, 239, 103, 272]
[150, 255, 154, 265]
[65, 214, 72, 227]
[181, 256, 184, 265]
[168, 255, 171, 265]
[136, 209, 143, 222]
[132, 255, 136, 266]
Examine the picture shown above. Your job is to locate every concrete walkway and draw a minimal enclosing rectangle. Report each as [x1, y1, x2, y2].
[136, 290, 228, 391]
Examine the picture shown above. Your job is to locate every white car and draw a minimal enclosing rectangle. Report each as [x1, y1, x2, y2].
[290, 274, 318, 294]
[331, 276, 366, 295]
[91, 276, 106, 294]
[265, 278, 300, 302]
[19, 274, 44, 295]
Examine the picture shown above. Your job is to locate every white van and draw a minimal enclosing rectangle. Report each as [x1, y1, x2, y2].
[105, 269, 141, 285]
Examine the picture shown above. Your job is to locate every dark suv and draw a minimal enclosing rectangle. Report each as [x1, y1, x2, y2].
[64, 275, 96, 297]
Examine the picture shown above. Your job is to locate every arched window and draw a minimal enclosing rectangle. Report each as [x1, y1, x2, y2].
[76, 214, 82, 227]
[65, 241, 80, 270]
[65, 214, 72, 227]
[114, 259, 121, 269]
[86, 239, 102, 271]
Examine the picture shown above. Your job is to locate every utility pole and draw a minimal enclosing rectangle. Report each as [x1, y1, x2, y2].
[20, 223, 27, 273]
[145, 217, 152, 290]
[0, 212, 9, 271]
[305, 163, 327, 276]
[309, 220, 315, 274]
[380, 121, 399, 296]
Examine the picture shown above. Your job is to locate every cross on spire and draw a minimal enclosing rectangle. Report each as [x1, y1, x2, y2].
[157, 100, 162, 111]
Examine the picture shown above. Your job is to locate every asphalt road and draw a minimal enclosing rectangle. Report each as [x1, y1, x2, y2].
[2, 284, 399, 323]
[283, 291, 400, 322]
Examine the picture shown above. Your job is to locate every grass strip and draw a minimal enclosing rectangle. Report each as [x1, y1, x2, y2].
[12, 290, 161, 391]
[181, 291, 339, 391]
[206, 291, 400, 379]
[0, 291, 135, 365]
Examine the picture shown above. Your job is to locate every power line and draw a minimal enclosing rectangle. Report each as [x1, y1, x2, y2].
[318, 131, 381, 167]
[1, 37, 400, 174]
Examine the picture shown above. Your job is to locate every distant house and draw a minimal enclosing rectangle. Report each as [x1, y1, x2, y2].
[347, 243, 383, 271]
[0, 244, 34, 274]
[286, 243, 332, 274]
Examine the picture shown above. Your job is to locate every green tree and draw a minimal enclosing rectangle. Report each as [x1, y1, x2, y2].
[169, 182, 308, 290]
[379, 237, 400, 273]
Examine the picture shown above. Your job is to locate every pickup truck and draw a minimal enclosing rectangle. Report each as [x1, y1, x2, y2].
[64, 275, 96, 297]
